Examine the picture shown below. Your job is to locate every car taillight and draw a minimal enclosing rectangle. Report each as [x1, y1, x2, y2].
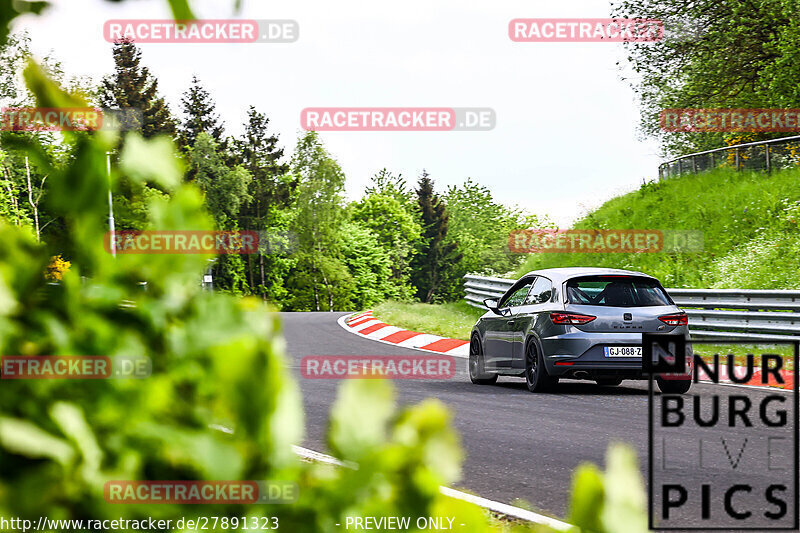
[658, 312, 688, 326]
[550, 312, 596, 325]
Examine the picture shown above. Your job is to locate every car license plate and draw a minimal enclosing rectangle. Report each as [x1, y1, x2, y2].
[604, 346, 642, 357]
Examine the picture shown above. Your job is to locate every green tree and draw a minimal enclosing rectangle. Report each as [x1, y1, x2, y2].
[350, 192, 420, 300]
[287, 131, 348, 311]
[0, 31, 61, 106]
[188, 133, 253, 294]
[231, 106, 288, 193]
[99, 39, 177, 139]
[410, 170, 462, 303]
[612, 0, 800, 156]
[0, 32, 71, 244]
[189, 132, 251, 227]
[339, 221, 396, 308]
[179, 75, 224, 151]
[443, 178, 540, 286]
[231, 107, 293, 302]
[364, 168, 415, 209]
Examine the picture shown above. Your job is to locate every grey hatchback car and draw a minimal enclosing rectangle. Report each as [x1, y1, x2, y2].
[469, 267, 692, 393]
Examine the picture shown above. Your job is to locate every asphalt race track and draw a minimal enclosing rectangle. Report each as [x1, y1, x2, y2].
[282, 312, 798, 528]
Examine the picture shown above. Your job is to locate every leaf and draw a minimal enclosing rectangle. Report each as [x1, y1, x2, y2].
[120, 133, 183, 190]
[0, 271, 18, 317]
[566, 463, 605, 532]
[0, 0, 49, 44]
[166, 0, 195, 20]
[328, 378, 394, 461]
[23, 59, 86, 109]
[135, 422, 244, 480]
[50, 402, 102, 474]
[0, 417, 74, 465]
[393, 399, 462, 485]
[600, 444, 649, 533]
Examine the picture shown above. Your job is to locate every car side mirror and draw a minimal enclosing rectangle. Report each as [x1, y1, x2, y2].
[483, 298, 504, 315]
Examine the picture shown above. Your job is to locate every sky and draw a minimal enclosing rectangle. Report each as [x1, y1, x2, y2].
[14, 0, 663, 227]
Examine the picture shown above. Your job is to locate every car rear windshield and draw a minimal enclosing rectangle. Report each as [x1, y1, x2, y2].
[565, 276, 672, 307]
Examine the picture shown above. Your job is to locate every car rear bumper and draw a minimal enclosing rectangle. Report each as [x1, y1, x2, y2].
[541, 329, 692, 379]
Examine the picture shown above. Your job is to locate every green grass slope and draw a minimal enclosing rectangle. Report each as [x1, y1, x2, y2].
[515, 167, 800, 289]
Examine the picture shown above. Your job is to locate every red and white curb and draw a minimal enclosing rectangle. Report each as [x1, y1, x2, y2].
[339, 311, 796, 391]
[339, 311, 469, 358]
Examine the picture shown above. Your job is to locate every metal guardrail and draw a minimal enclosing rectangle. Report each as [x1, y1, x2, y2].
[658, 134, 800, 179]
[464, 274, 800, 342]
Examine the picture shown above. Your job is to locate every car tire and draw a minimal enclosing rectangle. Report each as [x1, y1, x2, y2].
[657, 378, 692, 394]
[525, 339, 557, 392]
[469, 335, 497, 385]
[596, 378, 623, 387]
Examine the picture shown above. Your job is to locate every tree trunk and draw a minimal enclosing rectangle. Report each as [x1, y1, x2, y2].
[259, 253, 267, 302]
[2, 165, 20, 226]
[320, 266, 333, 311]
[25, 157, 40, 241]
[257, 200, 267, 302]
[246, 253, 254, 292]
[311, 262, 320, 311]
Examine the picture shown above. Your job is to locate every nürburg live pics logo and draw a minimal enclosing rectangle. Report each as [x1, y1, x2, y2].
[647, 336, 799, 530]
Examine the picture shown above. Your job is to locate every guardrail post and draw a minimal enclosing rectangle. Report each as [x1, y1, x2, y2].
[692, 155, 697, 174]
[765, 144, 771, 173]
[735, 147, 740, 171]
[710, 151, 715, 169]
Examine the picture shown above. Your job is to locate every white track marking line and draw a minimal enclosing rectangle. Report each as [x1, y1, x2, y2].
[365, 325, 401, 339]
[349, 311, 373, 322]
[292, 445, 571, 531]
[439, 486, 572, 531]
[292, 445, 358, 469]
[444, 344, 470, 357]
[397, 334, 442, 349]
[350, 319, 382, 332]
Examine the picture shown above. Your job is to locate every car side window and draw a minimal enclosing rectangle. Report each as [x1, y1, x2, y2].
[501, 279, 534, 308]
[525, 276, 553, 305]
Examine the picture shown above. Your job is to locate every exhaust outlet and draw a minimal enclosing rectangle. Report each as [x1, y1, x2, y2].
[573, 371, 590, 380]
